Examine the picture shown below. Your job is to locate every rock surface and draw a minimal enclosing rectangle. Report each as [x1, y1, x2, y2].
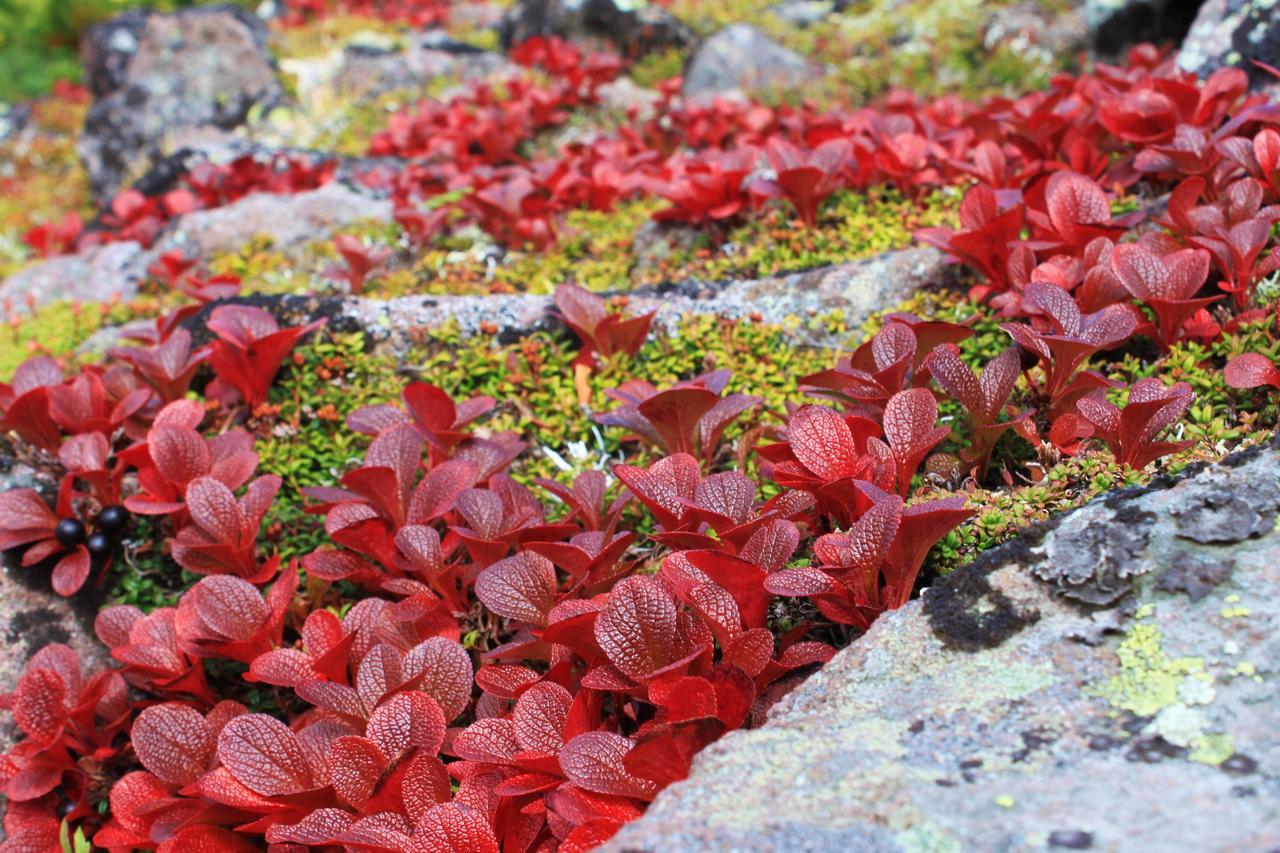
[608, 442, 1280, 852]
[683, 24, 827, 98]
[499, 0, 693, 57]
[153, 181, 393, 257]
[0, 462, 110, 752]
[338, 246, 949, 352]
[1178, 0, 1280, 94]
[280, 33, 513, 108]
[0, 242, 147, 309]
[1084, 0, 1200, 56]
[78, 5, 282, 198]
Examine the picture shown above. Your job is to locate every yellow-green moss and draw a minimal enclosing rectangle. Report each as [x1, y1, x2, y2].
[0, 300, 107, 380]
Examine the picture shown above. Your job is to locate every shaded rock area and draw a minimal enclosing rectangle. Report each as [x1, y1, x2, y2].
[683, 24, 827, 98]
[1178, 0, 1280, 94]
[608, 443, 1280, 852]
[0, 463, 110, 752]
[499, 0, 693, 57]
[1085, 0, 1201, 57]
[78, 4, 283, 198]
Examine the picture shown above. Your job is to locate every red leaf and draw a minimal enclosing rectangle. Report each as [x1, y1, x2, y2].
[475, 551, 558, 627]
[1224, 352, 1280, 391]
[216, 713, 317, 796]
[367, 691, 446, 758]
[559, 732, 658, 801]
[132, 703, 214, 786]
[409, 802, 499, 853]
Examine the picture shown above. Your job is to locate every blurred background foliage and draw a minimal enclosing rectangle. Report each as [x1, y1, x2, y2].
[0, 0, 246, 101]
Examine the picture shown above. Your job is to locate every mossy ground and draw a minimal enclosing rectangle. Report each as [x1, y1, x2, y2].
[664, 0, 1076, 104]
[102, 287, 1276, 612]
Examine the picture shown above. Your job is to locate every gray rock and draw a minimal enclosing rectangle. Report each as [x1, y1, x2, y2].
[1178, 0, 1280, 94]
[153, 181, 393, 257]
[683, 24, 826, 99]
[78, 5, 283, 199]
[327, 37, 513, 101]
[336, 246, 950, 354]
[1083, 0, 1199, 56]
[770, 0, 840, 28]
[499, 0, 693, 57]
[608, 442, 1280, 852]
[0, 242, 147, 310]
[0, 463, 111, 752]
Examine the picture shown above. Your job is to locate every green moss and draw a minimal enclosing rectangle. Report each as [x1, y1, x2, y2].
[0, 301, 106, 381]
[343, 187, 958, 298]
[666, 0, 1072, 104]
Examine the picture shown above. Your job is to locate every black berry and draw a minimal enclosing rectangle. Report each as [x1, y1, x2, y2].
[97, 505, 129, 536]
[86, 532, 113, 559]
[55, 518, 86, 548]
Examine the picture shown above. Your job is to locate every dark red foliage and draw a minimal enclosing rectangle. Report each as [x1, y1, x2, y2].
[651, 147, 759, 225]
[1001, 281, 1137, 415]
[916, 183, 1024, 301]
[927, 344, 1031, 478]
[328, 234, 390, 295]
[551, 284, 655, 368]
[1076, 378, 1195, 469]
[1224, 351, 1280, 392]
[598, 371, 761, 465]
[749, 138, 852, 227]
[206, 305, 327, 407]
[1110, 243, 1217, 350]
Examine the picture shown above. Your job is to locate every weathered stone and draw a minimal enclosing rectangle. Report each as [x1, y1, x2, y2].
[499, 0, 693, 57]
[79, 5, 282, 198]
[280, 34, 513, 106]
[0, 464, 110, 752]
[0, 242, 147, 310]
[1170, 470, 1280, 543]
[683, 24, 827, 99]
[596, 77, 662, 120]
[1084, 0, 1199, 56]
[1178, 0, 1280, 94]
[335, 246, 951, 353]
[608, 443, 1280, 852]
[153, 181, 393, 257]
[769, 0, 841, 29]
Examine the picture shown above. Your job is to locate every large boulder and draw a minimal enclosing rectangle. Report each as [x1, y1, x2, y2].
[608, 442, 1280, 851]
[499, 0, 693, 58]
[78, 5, 283, 199]
[1178, 0, 1280, 95]
[682, 24, 826, 99]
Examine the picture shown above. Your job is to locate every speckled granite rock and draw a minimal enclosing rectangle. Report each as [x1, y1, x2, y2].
[1178, 0, 1280, 94]
[79, 5, 283, 198]
[0, 241, 147, 309]
[608, 443, 1280, 853]
[683, 24, 827, 99]
[336, 246, 950, 352]
[153, 181, 392, 257]
[0, 463, 111, 752]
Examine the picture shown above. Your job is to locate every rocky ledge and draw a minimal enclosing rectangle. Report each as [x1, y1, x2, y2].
[609, 442, 1280, 852]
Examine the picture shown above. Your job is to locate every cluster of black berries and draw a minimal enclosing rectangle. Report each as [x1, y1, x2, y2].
[55, 505, 129, 560]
